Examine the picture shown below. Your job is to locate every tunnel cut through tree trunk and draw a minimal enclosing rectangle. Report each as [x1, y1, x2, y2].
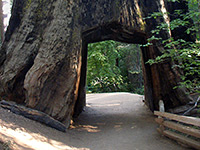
[74, 22, 152, 117]
[0, 0, 193, 127]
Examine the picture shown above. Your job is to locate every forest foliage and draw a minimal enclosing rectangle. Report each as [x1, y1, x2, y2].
[145, 0, 200, 94]
[87, 41, 144, 94]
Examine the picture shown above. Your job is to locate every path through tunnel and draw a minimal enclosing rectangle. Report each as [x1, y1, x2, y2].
[73, 21, 191, 118]
[74, 22, 150, 117]
[71, 93, 188, 150]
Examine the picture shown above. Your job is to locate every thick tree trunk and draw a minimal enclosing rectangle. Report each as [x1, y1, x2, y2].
[0, 0, 193, 127]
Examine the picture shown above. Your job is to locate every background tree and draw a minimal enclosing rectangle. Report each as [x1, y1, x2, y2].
[0, 0, 13, 45]
[0, 0, 3, 44]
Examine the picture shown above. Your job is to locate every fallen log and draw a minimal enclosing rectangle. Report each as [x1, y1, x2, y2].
[0, 100, 67, 132]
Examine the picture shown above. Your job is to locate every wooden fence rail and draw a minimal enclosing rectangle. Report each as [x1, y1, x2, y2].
[154, 111, 200, 150]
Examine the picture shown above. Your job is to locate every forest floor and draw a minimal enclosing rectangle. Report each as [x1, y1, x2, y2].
[0, 93, 191, 150]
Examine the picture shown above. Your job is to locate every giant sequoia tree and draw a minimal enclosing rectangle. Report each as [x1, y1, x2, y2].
[0, 0, 193, 127]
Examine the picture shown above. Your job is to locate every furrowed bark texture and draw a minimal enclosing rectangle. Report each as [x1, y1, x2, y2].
[0, 0, 193, 127]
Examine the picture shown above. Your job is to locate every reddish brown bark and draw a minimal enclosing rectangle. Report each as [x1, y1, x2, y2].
[0, 0, 193, 127]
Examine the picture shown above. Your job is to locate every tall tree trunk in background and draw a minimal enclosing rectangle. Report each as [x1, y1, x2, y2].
[0, 0, 3, 43]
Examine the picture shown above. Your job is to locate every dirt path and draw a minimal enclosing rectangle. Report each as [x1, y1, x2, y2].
[0, 93, 190, 150]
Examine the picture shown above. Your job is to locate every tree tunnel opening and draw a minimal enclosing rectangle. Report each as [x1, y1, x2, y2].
[86, 41, 144, 95]
[73, 22, 153, 117]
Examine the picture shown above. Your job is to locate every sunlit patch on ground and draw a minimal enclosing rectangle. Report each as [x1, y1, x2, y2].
[86, 103, 121, 107]
[0, 120, 90, 150]
[70, 125, 100, 133]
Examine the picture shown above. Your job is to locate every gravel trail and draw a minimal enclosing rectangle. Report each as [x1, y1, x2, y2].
[0, 93, 190, 150]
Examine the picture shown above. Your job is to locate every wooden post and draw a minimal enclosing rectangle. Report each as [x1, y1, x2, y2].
[159, 100, 165, 112]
